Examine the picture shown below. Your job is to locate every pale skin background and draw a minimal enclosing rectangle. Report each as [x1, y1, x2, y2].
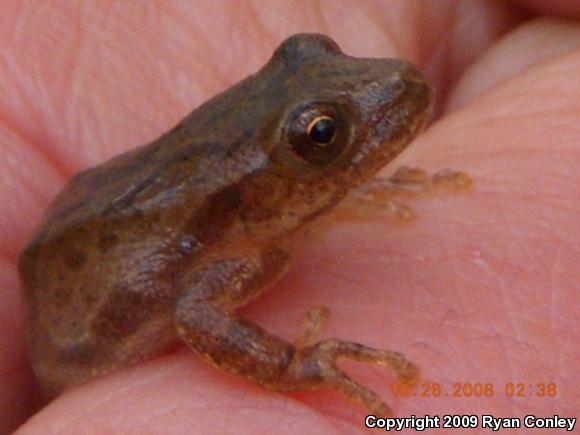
[1, 1, 579, 434]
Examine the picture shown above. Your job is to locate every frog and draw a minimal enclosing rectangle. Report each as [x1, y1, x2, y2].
[19, 33, 438, 416]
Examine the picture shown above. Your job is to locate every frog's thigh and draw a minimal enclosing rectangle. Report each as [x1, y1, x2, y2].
[174, 259, 418, 417]
[336, 166, 471, 222]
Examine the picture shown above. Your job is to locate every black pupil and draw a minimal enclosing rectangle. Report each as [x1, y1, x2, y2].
[308, 117, 336, 144]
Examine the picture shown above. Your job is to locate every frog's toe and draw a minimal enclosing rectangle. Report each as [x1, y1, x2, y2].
[294, 306, 331, 347]
[325, 368, 394, 417]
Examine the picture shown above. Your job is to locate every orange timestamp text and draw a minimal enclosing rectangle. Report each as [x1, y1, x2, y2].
[390, 382, 557, 399]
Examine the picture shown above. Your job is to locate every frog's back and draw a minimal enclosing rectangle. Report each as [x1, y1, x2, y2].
[26, 50, 287, 249]
[19, 45, 287, 395]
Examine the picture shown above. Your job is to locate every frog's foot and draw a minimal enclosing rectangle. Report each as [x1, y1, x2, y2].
[290, 307, 417, 417]
[336, 166, 471, 222]
[287, 339, 419, 417]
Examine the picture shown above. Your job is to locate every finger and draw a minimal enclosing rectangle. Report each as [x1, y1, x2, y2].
[447, 18, 580, 111]
[509, 0, 580, 19]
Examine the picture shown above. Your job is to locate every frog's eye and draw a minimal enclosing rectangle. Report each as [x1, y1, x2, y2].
[285, 102, 350, 165]
[307, 116, 336, 144]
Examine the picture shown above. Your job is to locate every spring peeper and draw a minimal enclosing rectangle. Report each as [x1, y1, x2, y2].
[19, 33, 436, 415]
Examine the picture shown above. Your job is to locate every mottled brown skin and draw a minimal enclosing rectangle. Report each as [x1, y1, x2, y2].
[19, 33, 432, 415]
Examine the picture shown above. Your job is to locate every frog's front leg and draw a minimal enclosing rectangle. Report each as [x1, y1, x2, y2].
[335, 166, 472, 222]
[174, 258, 417, 417]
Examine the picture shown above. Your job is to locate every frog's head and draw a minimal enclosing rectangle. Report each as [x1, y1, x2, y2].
[266, 33, 432, 177]
[222, 33, 433, 239]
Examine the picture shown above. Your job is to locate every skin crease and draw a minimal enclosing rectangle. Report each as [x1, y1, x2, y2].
[0, 0, 578, 434]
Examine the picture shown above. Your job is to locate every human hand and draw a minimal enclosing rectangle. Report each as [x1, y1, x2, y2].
[2, 1, 579, 433]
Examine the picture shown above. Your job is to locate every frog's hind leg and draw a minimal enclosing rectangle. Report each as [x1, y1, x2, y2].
[174, 259, 417, 417]
[335, 166, 471, 222]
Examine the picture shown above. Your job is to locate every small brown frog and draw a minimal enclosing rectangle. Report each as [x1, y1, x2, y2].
[19, 33, 436, 415]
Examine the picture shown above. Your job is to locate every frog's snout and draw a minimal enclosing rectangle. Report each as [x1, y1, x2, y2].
[351, 60, 434, 148]
[400, 67, 433, 115]
[354, 59, 433, 121]
[385, 61, 433, 117]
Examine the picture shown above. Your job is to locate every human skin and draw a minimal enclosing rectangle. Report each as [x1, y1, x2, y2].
[1, 1, 579, 434]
